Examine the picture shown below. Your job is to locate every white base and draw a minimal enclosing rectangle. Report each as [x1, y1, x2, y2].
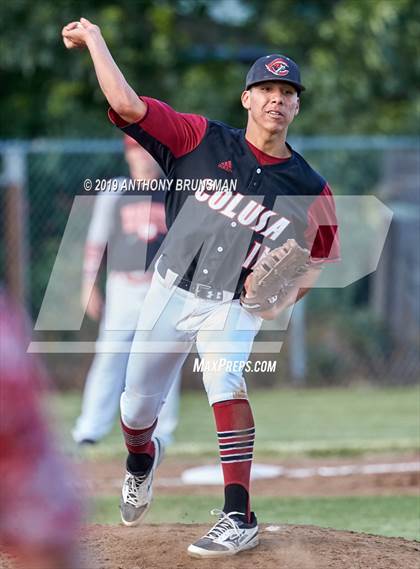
[181, 463, 283, 485]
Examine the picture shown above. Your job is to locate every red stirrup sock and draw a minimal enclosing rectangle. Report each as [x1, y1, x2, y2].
[212, 399, 255, 522]
[121, 418, 157, 475]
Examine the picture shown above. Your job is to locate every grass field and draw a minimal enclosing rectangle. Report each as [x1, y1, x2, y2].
[52, 387, 420, 540]
[91, 495, 420, 540]
[53, 387, 420, 458]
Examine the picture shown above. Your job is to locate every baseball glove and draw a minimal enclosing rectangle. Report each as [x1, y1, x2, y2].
[240, 239, 312, 313]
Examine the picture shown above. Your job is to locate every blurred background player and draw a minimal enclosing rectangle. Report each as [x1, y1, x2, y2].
[72, 136, 181, 448]
[0, 289, 82, 569]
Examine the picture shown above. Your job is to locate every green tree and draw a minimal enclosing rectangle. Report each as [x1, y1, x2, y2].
[0, 0, 418, 136]
[245, 0, 420, 133]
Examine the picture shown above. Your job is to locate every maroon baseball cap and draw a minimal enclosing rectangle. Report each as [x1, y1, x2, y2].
[245, 54, 305, 93]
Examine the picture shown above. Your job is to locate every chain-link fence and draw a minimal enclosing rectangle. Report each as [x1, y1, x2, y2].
[1, 137, 419, 387]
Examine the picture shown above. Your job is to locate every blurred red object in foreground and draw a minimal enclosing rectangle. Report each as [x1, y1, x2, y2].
[0, 289, 82, 569]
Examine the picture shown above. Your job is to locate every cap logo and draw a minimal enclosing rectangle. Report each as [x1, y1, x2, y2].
[265, 58, 289, 77]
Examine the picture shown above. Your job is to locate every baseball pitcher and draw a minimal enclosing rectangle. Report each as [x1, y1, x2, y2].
[62, 18, 339, 558]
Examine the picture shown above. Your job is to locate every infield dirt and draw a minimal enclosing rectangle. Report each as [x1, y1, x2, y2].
[81, 523, 420, 569]
[83, 453, 420, 497]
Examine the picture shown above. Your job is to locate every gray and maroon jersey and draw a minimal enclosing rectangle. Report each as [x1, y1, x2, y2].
[109, 98, 339, 295]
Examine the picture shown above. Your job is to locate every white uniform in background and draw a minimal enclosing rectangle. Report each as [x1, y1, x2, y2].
[72, 178, 181, 447]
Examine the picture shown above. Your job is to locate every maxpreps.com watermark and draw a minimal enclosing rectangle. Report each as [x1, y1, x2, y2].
[193, 358, 277, 373]
[83, 177, 238, 192]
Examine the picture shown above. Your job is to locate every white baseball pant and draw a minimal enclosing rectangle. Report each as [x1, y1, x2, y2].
[120, 263, 262, 429]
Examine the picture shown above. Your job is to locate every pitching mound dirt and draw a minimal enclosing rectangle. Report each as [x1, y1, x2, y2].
[80, 524, 419, 569]
[1, 524, 418, 568]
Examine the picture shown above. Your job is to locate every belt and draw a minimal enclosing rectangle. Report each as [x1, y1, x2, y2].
[177, 277, 227, 300]
[156, 260, 240, 301]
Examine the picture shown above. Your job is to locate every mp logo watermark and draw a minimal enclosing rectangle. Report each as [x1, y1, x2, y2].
[29, 194, 392, 355]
